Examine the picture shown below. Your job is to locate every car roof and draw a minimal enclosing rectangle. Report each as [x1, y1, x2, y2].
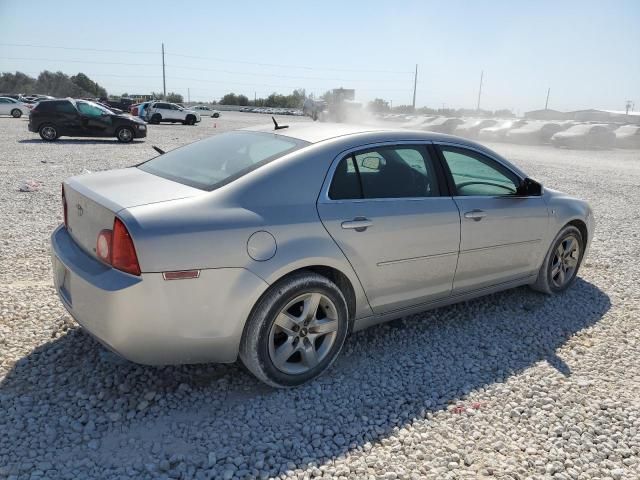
[243, 122, 481, 146]
[242, 122, 528, 179]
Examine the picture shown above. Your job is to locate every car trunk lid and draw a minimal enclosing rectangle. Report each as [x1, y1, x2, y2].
[64, 167, 202, 260]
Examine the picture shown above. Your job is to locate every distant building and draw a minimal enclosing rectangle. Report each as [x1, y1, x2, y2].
[524, 109, 569, 120]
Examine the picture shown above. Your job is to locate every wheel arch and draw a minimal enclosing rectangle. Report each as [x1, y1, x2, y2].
[566, 218, 588, 245]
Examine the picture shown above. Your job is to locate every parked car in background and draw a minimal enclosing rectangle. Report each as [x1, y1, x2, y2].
[506, 121, 569, 144]
[453, 119, 498, 139]
[422, 117, 465, 134]
[614, 125, 640, 149]
[190, 105, 221, 118]
[51, 125, 592, 387]
[551, 124, 615, 150]
[0, 96, 30, 118]
[28, 99, 147, 142]
[478, 120, 527, 142]
[145, 102, 201, 125]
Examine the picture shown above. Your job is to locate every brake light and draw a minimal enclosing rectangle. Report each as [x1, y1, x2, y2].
[62, 184, 68, 228]
[95, 218, 141, 276]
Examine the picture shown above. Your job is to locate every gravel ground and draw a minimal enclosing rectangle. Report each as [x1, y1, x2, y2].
[1, 113, 639, 480]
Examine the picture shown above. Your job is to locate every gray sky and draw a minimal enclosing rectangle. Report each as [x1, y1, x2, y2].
[0, 0, 638, 113]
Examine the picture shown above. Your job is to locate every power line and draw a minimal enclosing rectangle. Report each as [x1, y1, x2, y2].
[0, 56, 410, 84]
[0, 42, 414, 75]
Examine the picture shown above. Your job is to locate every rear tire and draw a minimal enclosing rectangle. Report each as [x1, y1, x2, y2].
[116, 127, 134, 143]
[39, 124, 58, 141]
[150, 114, 161, 124]
[531, 225, 584, 294]
[11, 109, 22, 118]
[239, 271, 349, 388]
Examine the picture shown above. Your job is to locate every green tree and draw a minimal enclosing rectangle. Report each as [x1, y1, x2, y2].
[0, 71, 37, 94]
[70, 73, 107, 98]
[237, 94, 249, 106]
[220, 93, 239, 105]
[165, 92, 184, 103]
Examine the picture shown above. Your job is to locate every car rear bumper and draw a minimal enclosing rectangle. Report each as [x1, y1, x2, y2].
[51, 225, 268, 365]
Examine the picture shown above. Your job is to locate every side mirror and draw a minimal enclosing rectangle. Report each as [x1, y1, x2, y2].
[361, 156, 382, 171]
[518, 178, 542, 196]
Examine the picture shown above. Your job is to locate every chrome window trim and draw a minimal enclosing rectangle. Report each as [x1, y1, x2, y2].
[318, 140, 444, 204]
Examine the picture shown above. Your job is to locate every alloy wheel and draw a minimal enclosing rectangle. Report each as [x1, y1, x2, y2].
[118, 128, 133, 142]
[41, 126, 56, 140]
[550, 234, 580, 288]
[268, 292, 339, 375]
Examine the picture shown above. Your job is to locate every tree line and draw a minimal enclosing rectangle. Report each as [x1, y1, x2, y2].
[0, 71, 108, 98]
[218, 89, 307, 108]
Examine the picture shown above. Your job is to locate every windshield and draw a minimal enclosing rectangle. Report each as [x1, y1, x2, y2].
[138, 131, 308, 191]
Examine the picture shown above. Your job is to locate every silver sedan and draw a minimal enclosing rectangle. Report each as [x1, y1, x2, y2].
[51, 123, 593, 387]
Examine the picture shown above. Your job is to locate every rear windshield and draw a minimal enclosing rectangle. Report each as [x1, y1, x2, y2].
[138, 131, 308, 191]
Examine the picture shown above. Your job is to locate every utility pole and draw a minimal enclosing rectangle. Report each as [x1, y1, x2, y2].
[545, 88, 550, 110]
[476, 70, 483, 111]
[626, 100, 632, 115]
[161, 42, 166, 99]
[412, 64, 418, 111]
[254, 91, 257, 104]
[187, 88, 190, 103]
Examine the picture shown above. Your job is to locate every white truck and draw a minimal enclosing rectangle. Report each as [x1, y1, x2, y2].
[145, 102, 201, 125]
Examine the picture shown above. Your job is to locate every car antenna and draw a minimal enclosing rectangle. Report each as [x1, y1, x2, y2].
[272, 116, 289, 130]
[152, 145, 165, 155]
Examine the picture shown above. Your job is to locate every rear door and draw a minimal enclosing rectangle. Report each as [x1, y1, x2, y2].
[435, 144, 548, 293]
[0, 98, 13, 115]
[317, 143, 461, 314]
[51, 101, 83, 136]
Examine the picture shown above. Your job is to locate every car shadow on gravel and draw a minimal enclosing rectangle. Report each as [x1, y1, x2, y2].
[0, 278, 610, 478]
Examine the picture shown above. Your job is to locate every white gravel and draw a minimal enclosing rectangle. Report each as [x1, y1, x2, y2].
[1, 113, 639, 479]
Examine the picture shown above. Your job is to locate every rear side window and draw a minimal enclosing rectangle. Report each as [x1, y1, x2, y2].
[329, 145, 440, 200]
[138, 131, 308, 191]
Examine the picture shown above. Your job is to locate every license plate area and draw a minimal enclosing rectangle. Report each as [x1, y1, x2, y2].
[55, 258, 72, 306]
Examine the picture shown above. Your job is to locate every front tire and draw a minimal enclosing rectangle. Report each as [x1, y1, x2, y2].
[239, 271, 349, 388]
[39, 124, 58, 141]
[11, 109, 22, 118]
[531, 225, 584, 294]
[116, 127, 134, 143]
[184, 115, 196, 125]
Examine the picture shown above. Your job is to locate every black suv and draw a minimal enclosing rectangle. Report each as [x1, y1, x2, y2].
[28, 99, 147, 143]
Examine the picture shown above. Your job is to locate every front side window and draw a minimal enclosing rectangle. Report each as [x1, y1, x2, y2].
[329, 145, 440, 200]
[138, 131, 308, 191]
[439, 146, 519, 196]
[77, 101, 111, 117]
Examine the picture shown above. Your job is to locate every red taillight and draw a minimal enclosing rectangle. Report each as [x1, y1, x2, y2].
[62, 184, 68, 228]
[95, 218, 141, 276]
[112, 218, 141, 276]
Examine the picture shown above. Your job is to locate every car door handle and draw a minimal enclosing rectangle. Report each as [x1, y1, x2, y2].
[464, 209, 487, 221]
[341, 217, 372, 231]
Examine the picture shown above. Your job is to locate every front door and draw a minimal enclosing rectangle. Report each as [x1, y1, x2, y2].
[317, 144, 460, 314]
[436, 144, 549, 293]
[76, 101, 113, 137]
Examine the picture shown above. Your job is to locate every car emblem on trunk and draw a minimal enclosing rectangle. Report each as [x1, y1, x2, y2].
[76, 204, 83, 216]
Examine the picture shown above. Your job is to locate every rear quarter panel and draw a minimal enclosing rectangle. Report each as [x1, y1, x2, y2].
[122, 141, 375, 319]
